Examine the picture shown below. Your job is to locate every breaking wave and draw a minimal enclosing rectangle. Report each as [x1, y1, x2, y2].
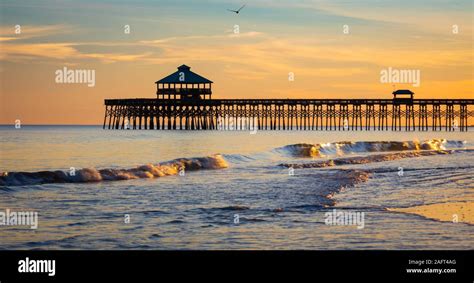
[279, 149, 472, 169]
[1, 139, 469, 187]
[0, 154, 228, 187]
[278, 139, 466, 157]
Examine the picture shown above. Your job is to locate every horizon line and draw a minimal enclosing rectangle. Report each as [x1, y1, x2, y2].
[2, 124, 474, 128]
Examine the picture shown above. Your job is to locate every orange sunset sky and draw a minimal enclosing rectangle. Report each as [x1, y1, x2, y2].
[0, 0, 472, 125]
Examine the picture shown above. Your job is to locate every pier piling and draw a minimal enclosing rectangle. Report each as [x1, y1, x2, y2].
[104, 99, 473, 131]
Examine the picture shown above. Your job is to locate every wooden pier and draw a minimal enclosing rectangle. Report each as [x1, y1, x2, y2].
[104, 98, 474, 131]
[103, 65, 473, 131]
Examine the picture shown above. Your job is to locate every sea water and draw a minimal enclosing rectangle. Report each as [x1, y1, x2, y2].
[0, 125, 473, 249]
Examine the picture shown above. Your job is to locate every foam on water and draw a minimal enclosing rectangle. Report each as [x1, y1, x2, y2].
[0, 154, 228, 186]
[279, 149, 472, 168]
[0, 139, 469, 187]
[1, 128, 473, 249]
[278, 139, 466, 157]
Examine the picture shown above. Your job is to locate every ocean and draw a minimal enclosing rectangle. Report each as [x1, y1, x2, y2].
[0, 125, 473, 249]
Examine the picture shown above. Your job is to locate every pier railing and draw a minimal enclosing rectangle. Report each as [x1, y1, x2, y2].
[103, 98, 474, 131]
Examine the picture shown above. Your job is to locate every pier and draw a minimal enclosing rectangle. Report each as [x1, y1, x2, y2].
[104, 65, 473, 131]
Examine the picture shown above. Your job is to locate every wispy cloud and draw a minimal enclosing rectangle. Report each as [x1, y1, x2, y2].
[2, 26, 471, 74]
[140, 31, 264, 45]
[0, 24, 71, 40]
[0, 43, 78, 60]
[253, 0, 473, 35]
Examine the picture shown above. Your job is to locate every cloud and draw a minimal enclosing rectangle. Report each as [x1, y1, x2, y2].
[1, 26, 471, 84]
[0, 24, 71, 40]
[0, 37, 17, 42]
[0, 41, 155, 63]
[82, 52, 153, 63]
[140, 31, 264, 45]
[252, 0, 472, 35]
[136, 33, 472, 74]
[0, 43, 78, 60]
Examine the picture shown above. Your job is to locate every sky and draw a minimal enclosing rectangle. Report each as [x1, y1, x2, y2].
[0, 0, 472, 124]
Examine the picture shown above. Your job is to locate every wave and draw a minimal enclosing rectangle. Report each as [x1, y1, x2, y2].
[278, 139, 466, 157]
[279, 149, 471, 169]
[0, 154, 228, 187]
[221, 154, 256, 163]
[1, 139, 468, 187]
[194, 205, 251, 213]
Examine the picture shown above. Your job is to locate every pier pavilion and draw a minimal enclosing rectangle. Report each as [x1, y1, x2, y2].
[156, 65, 212, 101]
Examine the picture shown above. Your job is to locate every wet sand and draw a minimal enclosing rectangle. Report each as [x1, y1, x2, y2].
[388, 201, 474, 225]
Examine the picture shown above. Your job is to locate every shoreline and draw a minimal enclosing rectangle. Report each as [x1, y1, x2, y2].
[388, 201, 474, 225]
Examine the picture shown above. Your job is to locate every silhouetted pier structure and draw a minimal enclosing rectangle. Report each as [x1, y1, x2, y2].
[104, 65, 473, 131]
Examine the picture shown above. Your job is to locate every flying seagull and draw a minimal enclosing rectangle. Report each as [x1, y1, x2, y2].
[227, 4, 246, 14]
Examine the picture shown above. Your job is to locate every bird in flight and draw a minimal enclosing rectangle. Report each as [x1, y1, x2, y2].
[227, 4, 246, 14]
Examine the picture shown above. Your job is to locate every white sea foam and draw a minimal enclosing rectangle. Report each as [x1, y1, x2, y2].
[0, 154, 228, 186]
[278, 139, 466, 157]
